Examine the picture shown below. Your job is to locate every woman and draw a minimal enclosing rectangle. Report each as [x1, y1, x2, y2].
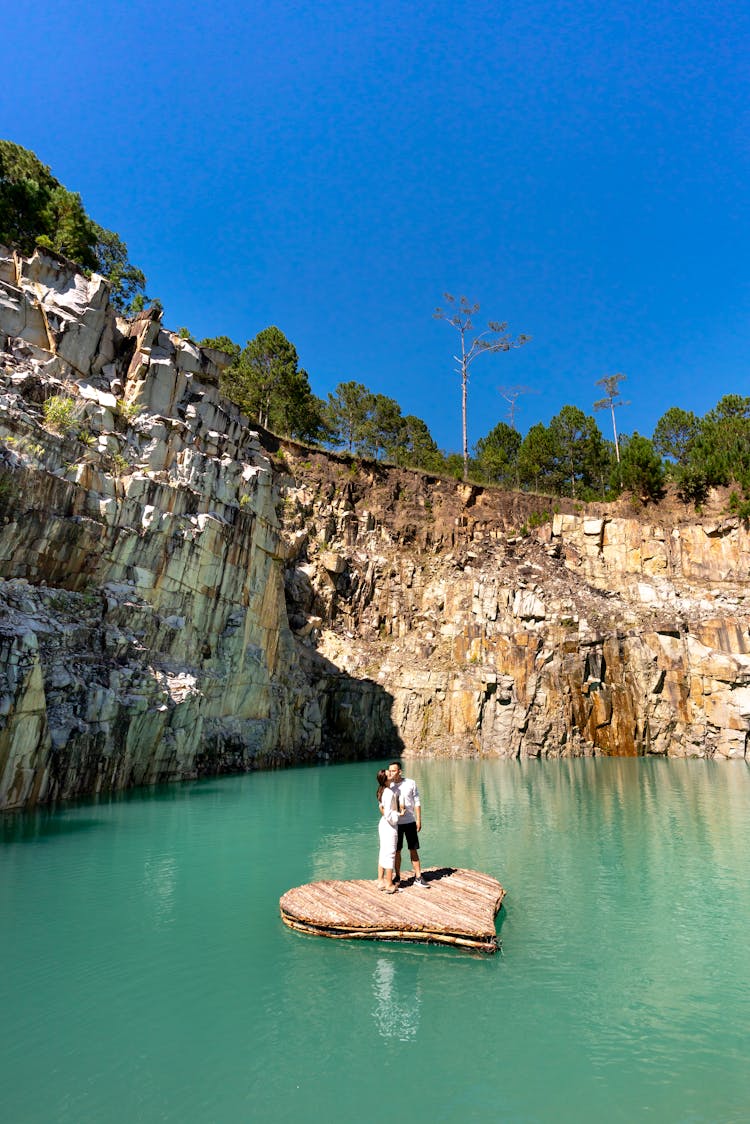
[376, 768, 400, 893]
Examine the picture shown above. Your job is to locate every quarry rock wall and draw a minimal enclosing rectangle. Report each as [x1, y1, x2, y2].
[0, 247, 748, 809]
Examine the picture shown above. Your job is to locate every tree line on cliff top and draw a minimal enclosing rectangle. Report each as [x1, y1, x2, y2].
[189, 327, 750, 516]
[2, 141, 749, 513]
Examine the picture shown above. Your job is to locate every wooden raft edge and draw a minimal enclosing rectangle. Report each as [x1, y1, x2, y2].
[281, 914, 498, 953]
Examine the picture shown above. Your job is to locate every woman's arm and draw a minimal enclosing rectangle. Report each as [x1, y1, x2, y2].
[381, 787, 400, 827]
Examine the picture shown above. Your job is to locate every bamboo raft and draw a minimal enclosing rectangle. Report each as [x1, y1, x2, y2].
[280, 867, 506, 953]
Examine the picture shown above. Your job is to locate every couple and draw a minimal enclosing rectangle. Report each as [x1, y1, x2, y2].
[376, 761, 428, 894]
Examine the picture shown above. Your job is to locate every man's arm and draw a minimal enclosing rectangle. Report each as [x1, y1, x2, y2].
[413, 782, 422, 832]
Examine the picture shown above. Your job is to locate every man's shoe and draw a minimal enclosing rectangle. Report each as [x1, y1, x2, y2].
[413, 876, 429, 888]
[392, 874, 400, 884]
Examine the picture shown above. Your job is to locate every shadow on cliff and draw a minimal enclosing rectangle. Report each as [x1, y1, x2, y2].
[296, 644, 405, 762]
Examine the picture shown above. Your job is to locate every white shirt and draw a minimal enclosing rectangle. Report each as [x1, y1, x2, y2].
[392, 777, 420, 824]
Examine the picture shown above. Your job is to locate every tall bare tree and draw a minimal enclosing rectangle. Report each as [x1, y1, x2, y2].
[434, 294, 530, 480]
[593, 372, 628, 462]
[498, 383, 536, 429]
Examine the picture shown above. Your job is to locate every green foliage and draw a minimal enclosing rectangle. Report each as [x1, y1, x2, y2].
[728, 491, 750, 523]
[325, 381, 373, 451]
[652, 406, 699, 464]
[443, 453, 465, 480]
[238, 326, 299, 428]
[218, 326, 328, 442]
[93, 224, 148, 313]
[397, 415, 443, 471]
[527, 509, 551, 529]
[110, 452, 130, 477]
[551, 406, 610, 498]
[361, 394, 403, 460]
[617, 433, 665, 501]
[517, 422, 555, 492]
[48, 186, 98, 267]
[0, 141, 95, 266]
[516, 408, 611, 498]
[43, 394, 78, 434]
[474, 421, 521, 487]
[0, 141, 148, 312]
[675, 463, 709, 504]
[663, 395, 750, 505]
[119, 399, 142, 421]
[693, 395, 750, 491]
[198, 335, 242, 363]
[0, 141, 58, 252]
[325, 381, 440, 468]
[92, 223, 148, 312]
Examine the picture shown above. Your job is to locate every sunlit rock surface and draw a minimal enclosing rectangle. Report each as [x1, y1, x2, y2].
[1, 247, 748, 809]
[278, 448, 750, 766]
[0, 247, 389, 809]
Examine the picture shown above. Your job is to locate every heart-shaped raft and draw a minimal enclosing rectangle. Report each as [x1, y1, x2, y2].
[280, 867, 506, 953]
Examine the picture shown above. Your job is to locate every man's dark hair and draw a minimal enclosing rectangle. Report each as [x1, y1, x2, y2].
[388, 761, 402, 770]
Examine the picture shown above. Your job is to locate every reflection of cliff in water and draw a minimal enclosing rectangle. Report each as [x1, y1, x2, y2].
[372, 956, 422, 1042]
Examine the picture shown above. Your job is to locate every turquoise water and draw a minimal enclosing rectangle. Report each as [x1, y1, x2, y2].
[2, 758, 750, 1123]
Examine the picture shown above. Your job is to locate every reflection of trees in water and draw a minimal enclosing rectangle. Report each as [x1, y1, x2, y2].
[372, 957, 421, 1041]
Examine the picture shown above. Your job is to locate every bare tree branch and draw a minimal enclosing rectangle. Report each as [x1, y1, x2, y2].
[435, 295, 530, 480]
[593, 372, 629, 463]
[498, 384, 537, 429]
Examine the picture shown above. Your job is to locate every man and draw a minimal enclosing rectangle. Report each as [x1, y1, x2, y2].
[387, 761, 428, 888]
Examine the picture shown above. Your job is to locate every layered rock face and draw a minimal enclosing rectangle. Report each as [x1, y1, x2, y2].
[280, 451, 750, 765]
[1, 248, 748, 809]
[0, 247, 395, 811]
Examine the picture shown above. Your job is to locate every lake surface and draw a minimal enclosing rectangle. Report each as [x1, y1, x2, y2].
[2, 758, 749, 1123]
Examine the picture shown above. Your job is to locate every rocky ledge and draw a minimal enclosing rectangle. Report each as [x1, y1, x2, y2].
[0, 247, 748, 810]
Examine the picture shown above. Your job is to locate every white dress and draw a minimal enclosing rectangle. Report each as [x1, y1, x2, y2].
[378, 787, 400, 869]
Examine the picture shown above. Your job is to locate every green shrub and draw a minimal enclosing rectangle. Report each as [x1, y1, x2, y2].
[676, 464, 709, 506]
[119, 400, 143, 421]
[43, 395, 77, 434]
[110, 453, 130, 477]
[728, 490, 750, 523]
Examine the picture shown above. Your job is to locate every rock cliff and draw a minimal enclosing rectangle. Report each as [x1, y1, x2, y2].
[1, 248, 748, 809]
[279, 450, 750, 765]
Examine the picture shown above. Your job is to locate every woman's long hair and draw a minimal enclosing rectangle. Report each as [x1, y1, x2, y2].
[376, 769, 388, 802]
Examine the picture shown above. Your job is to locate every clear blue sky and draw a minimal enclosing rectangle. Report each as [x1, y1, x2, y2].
[3, 0, 749, 454]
